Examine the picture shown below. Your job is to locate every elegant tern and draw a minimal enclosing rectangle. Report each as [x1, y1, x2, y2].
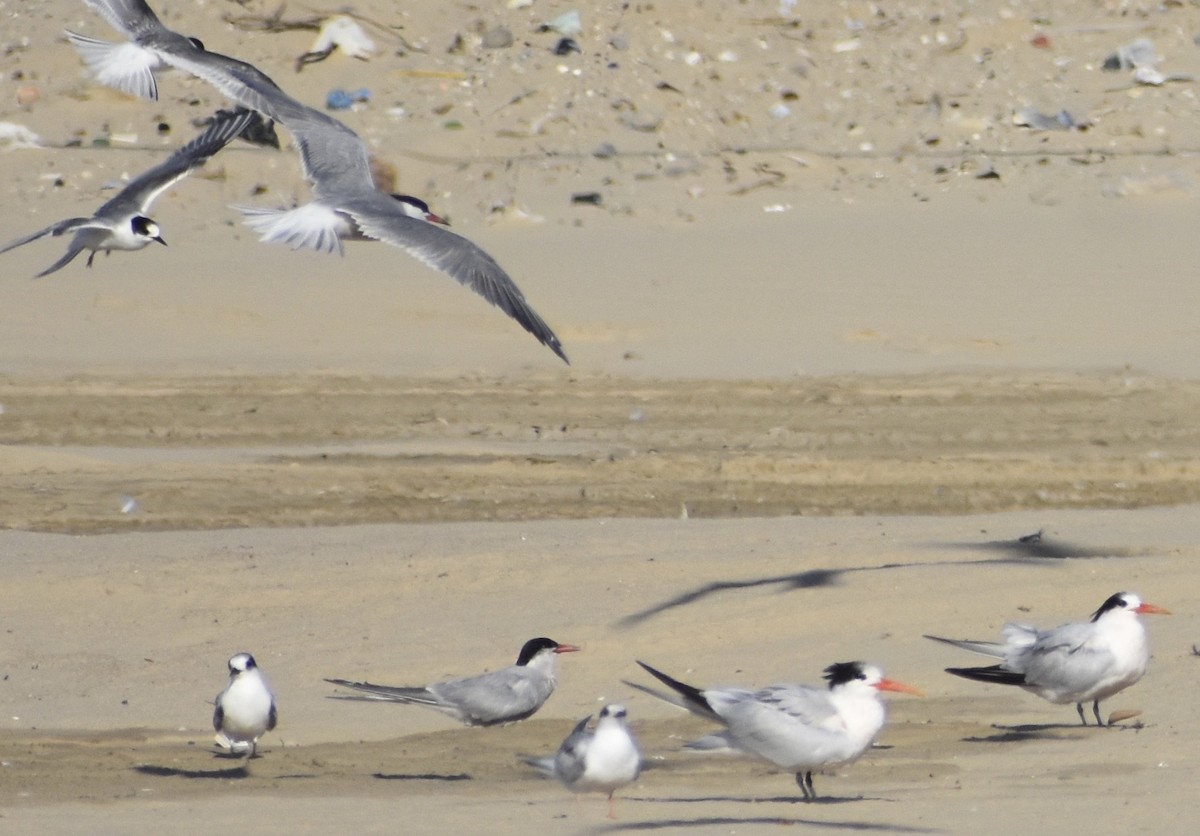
[629, 660, 921, 800]
[926, 591, 1170, 726]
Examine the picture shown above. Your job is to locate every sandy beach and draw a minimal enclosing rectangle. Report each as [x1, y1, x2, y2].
[3, 1, 1200, 833]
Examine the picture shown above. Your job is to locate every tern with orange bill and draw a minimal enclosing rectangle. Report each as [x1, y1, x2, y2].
[628, 660, 921, 800]
[926, 591, 1169, 726]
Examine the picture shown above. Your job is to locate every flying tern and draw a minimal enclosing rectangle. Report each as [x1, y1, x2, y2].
[325, 637, 581, 727]
[0, 107, 253, 277]
[213, 652, 278, 757]
[629, 660, 921, 800]
[522, 703, 642, 818]
[926, 591, 1170, 726]
[72, 0, 568, 362]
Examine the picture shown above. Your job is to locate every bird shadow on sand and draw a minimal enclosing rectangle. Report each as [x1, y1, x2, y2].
[963, 721, 1129, 743]
[591, 803, 936, 833]
[372, 771, 472, 781]
[935, 529, 1152, 561]
[632, 793, 888, 806]
[134, 763, 250, 779]
[617, 529, 1144, 628]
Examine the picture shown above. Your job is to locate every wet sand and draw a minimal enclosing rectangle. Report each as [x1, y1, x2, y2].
[2, 1, 1200, 833]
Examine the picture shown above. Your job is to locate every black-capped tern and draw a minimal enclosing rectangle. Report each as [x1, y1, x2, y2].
[522, 703, 642, 818]
[0, 107, 253, 277]
[629, 660, 921, 800]
[325, 637, 581, 727]
[926, 591, 1170, 726]
[213, 652, 278, 758]
[73, 0, 569, 363]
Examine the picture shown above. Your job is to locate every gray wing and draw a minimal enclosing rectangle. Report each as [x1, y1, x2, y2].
[751, 683, 841, 726]
[924, 634, 1008, 659]
[338, 193, 568, 363]
[85, 2, 374, 197]
[553, 716, 594, 785]
[274, 103, 375, 198]
[427, 666, 553, 725]
[95, 107, 253, 218]
[83, 0, 163, 38]
[324, 678, 441, 705]
[0, 217, 94, 256]
[85, 0, 289, 118]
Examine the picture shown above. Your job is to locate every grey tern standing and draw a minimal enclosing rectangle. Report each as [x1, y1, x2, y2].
[72, 0, 568, 362]
[213, 652, 278, 758]
[325, 637, 580, 726]
[926, 591, 1170, 726]
[629, 660, 921, 800]
[0, 107, 253, 277]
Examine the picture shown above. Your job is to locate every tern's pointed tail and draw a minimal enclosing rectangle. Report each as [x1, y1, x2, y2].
[944, 664, 1026, 687]
[924, 634, 1007, 659]
[632, 661, 721, 721]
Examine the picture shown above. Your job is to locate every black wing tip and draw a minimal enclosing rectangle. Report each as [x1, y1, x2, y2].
[547, 336, 569, 364]
[635, 660, 712, 711]
[944, 665, 1026, 686]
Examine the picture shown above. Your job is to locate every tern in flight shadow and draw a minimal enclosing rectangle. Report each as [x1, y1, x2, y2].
[617, 530, 1151, 628]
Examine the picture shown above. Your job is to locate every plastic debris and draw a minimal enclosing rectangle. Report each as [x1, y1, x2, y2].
[312, 15, 376, 60]
[1102, 38, 1156, 71]
[119, 495, 140, 514]
[554, 37, 581, 55]
[297, 15, 376, 69]
[539, 11, 582, 38]
[0, 122, 42, 150]
[326, 87, 371, 110]
[1012, 107, 1085, 131]
[1132, 66, 1193, 86]
[571, 191, 602, 206]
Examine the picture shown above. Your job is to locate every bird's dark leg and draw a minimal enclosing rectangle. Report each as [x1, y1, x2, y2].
[795, 771, 816, 800]
[1093, 700, 1104, 727]
[1075, 702, 1088, 725]
[86, 251, 96, 267]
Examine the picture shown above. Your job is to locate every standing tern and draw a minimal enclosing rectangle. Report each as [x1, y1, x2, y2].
[629, 660, 921, 800]
[522, 703, 642, 818]
[325, 637, 581, 727]
[0, 107, 253, 277]
[72, 0, 568, 363]
[926, 591, 1170, 726]
[213, 652, 278, 758]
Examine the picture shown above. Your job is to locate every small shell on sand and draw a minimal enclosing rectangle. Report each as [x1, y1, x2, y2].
[15, 84, 40, 106]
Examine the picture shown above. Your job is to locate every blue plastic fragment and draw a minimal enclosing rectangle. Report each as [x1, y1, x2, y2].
[326, 87, 371, 110]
